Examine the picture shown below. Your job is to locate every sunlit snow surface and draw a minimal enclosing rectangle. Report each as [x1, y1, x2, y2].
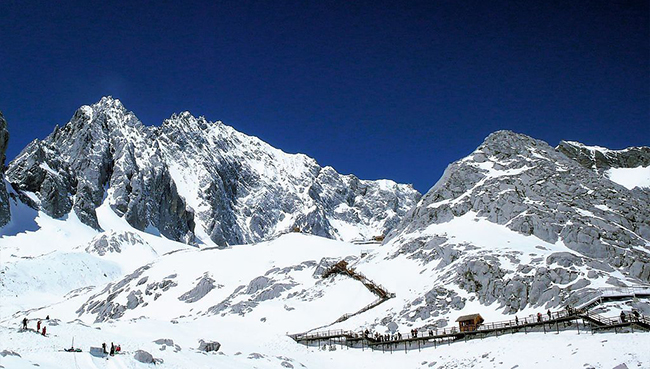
[1, 209, 648, 368]
[606, 166, 650, 190]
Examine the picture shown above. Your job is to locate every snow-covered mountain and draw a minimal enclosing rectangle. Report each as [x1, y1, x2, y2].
[367, 131, 650, 320]
[44, 130, 650, 330]
[4, 97, 420, 246]
[1, 112, 649, 369]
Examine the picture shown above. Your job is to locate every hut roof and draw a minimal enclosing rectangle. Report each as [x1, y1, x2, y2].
[455, 313, 483, 322]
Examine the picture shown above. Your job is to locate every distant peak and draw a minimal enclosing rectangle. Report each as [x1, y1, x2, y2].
[164, 112, 221, 132]
[93, 96, 126, 111]
[482, 130, 529, 143]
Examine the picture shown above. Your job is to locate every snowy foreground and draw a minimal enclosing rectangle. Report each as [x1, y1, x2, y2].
[1, 208, 649, 368]
[2, 323, 649, 369]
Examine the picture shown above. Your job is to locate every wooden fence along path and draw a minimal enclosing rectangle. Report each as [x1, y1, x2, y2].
[290, 281, 650, 353]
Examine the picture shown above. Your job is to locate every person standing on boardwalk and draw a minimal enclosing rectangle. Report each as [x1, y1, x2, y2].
[547, 310, 551, 320]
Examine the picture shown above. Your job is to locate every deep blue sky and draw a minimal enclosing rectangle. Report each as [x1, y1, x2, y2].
[1, 1, 648, 193]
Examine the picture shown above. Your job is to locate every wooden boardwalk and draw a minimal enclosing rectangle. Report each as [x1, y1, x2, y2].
[291, 310, 650, 352]
[290, 285, 650, 353]
[320, 260, 395, 324]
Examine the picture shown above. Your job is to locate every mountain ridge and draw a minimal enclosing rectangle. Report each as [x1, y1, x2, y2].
[3, 97, 421, 246]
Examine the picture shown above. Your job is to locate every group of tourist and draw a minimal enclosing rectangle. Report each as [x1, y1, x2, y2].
[102, 342, 122, 356]
[21, 316, 49, 336]
[361, 327, 439, 342]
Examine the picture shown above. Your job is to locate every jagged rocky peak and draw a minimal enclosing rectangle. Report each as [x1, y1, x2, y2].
[0, 111, 10, 227]
[5, 97, 420, 246]
[155, 109, 418, 246]
[385, 130, 649, 315]
[6, 97, 195, 242]
[557, 140, 650, 173]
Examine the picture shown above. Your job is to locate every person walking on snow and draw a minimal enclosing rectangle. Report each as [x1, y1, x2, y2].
[22, 317, 28, 330]
[41, 326, 46, 336]
[37, 320, 41, 332]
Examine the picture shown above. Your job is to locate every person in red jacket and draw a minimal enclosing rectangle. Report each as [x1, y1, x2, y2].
[42, 326, 46, 336]
[37, 320, 41, 332]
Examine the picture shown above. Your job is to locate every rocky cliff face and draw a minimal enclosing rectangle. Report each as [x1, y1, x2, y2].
[5, 97, 420, 245]
[557, 140, 650, 174]
[380, 131, 650, 318]
[0, 111, 10, 227]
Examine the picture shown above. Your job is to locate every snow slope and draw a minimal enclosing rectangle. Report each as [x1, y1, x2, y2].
[1, 230, 648, 369]
[606, 166, 650, 190]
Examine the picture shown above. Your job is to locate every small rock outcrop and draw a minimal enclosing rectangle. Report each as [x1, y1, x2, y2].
[85, 231, 151, 256]
[133, 350, 154, 363]
[198, 339, 220, 352]
[178, 273, 217, 303]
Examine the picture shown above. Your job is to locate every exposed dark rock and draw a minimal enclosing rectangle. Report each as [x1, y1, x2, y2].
[198, 339, 220, 352]
[178, 273, 217, 303]
[557, 140, 650, 174]
[0, 111, 10, 227]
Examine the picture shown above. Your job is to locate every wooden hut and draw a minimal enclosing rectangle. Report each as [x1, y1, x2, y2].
[455, 313, 484, 332]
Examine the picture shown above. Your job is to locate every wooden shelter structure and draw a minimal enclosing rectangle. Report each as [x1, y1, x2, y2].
[456, 313, 484, 332]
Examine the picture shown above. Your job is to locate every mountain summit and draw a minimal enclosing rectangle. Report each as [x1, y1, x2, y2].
[375, 130, 649, 319]
[5, 97, 420, 246]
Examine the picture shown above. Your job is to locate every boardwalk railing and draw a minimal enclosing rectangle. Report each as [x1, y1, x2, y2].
[292, 309, 649, 345]
[577, 285, 650, 310]
[600, 286, 650, 297]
